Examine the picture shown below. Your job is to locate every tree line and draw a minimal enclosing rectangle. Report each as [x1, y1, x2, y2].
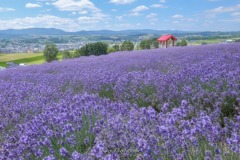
[43, 41, 136, 62]
[43, 38, 189, 62]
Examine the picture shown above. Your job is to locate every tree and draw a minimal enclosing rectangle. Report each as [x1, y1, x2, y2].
[139, 40, 151, 49]
[43, 43, 59, 62]
[150, 38, 159, 48]
[62, 50, 72, 59]
[181, 39, 188, 46]
[112, 44, 120, 51]
[121, 41, 134, 51]
[176, 39, 188, 47]
[139, 38, 159, 50]
[107, 47, 116, 53]
[74, 42, 108, 57]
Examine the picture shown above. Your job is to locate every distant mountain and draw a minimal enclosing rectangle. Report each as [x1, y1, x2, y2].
[73, 29, 188, 36]
[0, 28, 187, 36]
[0, 28, 239, 39]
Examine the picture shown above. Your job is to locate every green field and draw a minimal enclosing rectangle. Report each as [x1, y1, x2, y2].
[188, 37, 240, 46]
[0, 53, 63, 67]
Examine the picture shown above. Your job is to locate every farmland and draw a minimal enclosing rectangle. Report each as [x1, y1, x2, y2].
[0, 43, 240, 159]
[0, 53, 63, 67]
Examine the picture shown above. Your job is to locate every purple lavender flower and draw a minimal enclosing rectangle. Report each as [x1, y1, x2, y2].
[205, 150, 211, 160]
[59, 147, 70, 157]
[43, 155, 56, 160]
[71, 151, 81, 160]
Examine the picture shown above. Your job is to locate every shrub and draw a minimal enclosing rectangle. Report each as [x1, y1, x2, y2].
[181, 39, 188, 46]
[107, 47, 116, 53]
[43, 43, 59, 62]
[75, 42, 108, 57]
[176, 39, 188, 46]
[139, 38, 159, 50]
[235, 39, 240, 42]
[112, 44, 120, 51]
[121, 41, 134, 51]
[139, 40, 151, 49]
[62, 50, 72, 59]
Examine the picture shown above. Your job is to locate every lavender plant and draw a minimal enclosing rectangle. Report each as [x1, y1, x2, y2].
[0, 43, 239, 159]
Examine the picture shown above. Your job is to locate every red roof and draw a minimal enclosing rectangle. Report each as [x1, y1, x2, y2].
[157, 34, 177, 42]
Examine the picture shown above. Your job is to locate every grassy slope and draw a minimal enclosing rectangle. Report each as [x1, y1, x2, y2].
[0, 53, 63, 67]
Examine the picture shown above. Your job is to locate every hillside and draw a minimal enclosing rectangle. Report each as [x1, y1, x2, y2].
[0, 28, 239, 37]
[0, 44, 240, 159]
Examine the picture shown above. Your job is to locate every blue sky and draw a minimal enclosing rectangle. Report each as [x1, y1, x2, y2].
[0, 0, 240, 31]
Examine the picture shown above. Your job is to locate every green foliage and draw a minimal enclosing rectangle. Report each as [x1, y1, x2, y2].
[176, 39, 188, 46]
[201, 42, 208, 45]
[74, 42, 108, 57]
[121, 41, 134, 51]
[62, 50, 72, 59]
[112, 44, 120, 51]
[43, 43, 59, 62]
[151, 38, 159, 48]
[181, 39, 188, 46]
[139, 40, 151, 49]
[107, 47, 116, 53]
[35, 114, 97, 159]
[235, 39, 240, 42]
[99, 85, 114, 100]
[73, 48, 82, 58]
[220, 96, 238, 126]
[139, 38, 159, 50]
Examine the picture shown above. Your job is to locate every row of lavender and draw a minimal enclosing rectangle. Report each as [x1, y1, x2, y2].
[0, 43, 239, 159]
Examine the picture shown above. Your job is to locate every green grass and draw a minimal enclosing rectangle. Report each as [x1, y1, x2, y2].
[0, 52, 63, 67]
[188, 37, 240, 46]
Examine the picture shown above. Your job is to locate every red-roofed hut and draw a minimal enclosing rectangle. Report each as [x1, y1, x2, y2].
[157, 34, 177, 48]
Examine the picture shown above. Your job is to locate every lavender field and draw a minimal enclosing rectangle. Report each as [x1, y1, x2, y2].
[0, 43, 240, 160]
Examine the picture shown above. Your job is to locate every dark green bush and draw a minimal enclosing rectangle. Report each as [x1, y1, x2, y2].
[121, 41, 134, 51]
[43, 43, 59, 62]
[176, 39, 188, 46]
[62, 50, 72, 59]
[139, 38, 159, 49]
[75, 42, 108, 57]
[112, 44, 120, 51]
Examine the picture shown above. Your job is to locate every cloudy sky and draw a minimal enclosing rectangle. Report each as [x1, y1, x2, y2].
[0, 0, 240, 31]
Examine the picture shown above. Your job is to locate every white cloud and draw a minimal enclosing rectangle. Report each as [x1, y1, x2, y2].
[172, 21, 179, 24]
[0, 14, 108, 31]
[0, 15, 72, 30]
[52, 0, 107, 23]
[116, 16, 123, 21]
[78, 12, 107, 23]
[109, 0, 136, 5]
[25, 3, 42, 8]
[231, 12, 240, 16]
[150, 4, 167, 8]
[159, 0, 166, 3]
[0, 7, 15, 12]
[208, 4, 240, 14]
[130, 5, 149, 16]
[146, 13, 157, 19]
[79, 11, 88, 14]
[172, 14, 184, 18]
[132, 5, 149, 12]
[146, 13, 158, 23]
[53, 0, 100, 13]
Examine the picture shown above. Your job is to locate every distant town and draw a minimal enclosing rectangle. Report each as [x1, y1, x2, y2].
[0, 40, 85, 53]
